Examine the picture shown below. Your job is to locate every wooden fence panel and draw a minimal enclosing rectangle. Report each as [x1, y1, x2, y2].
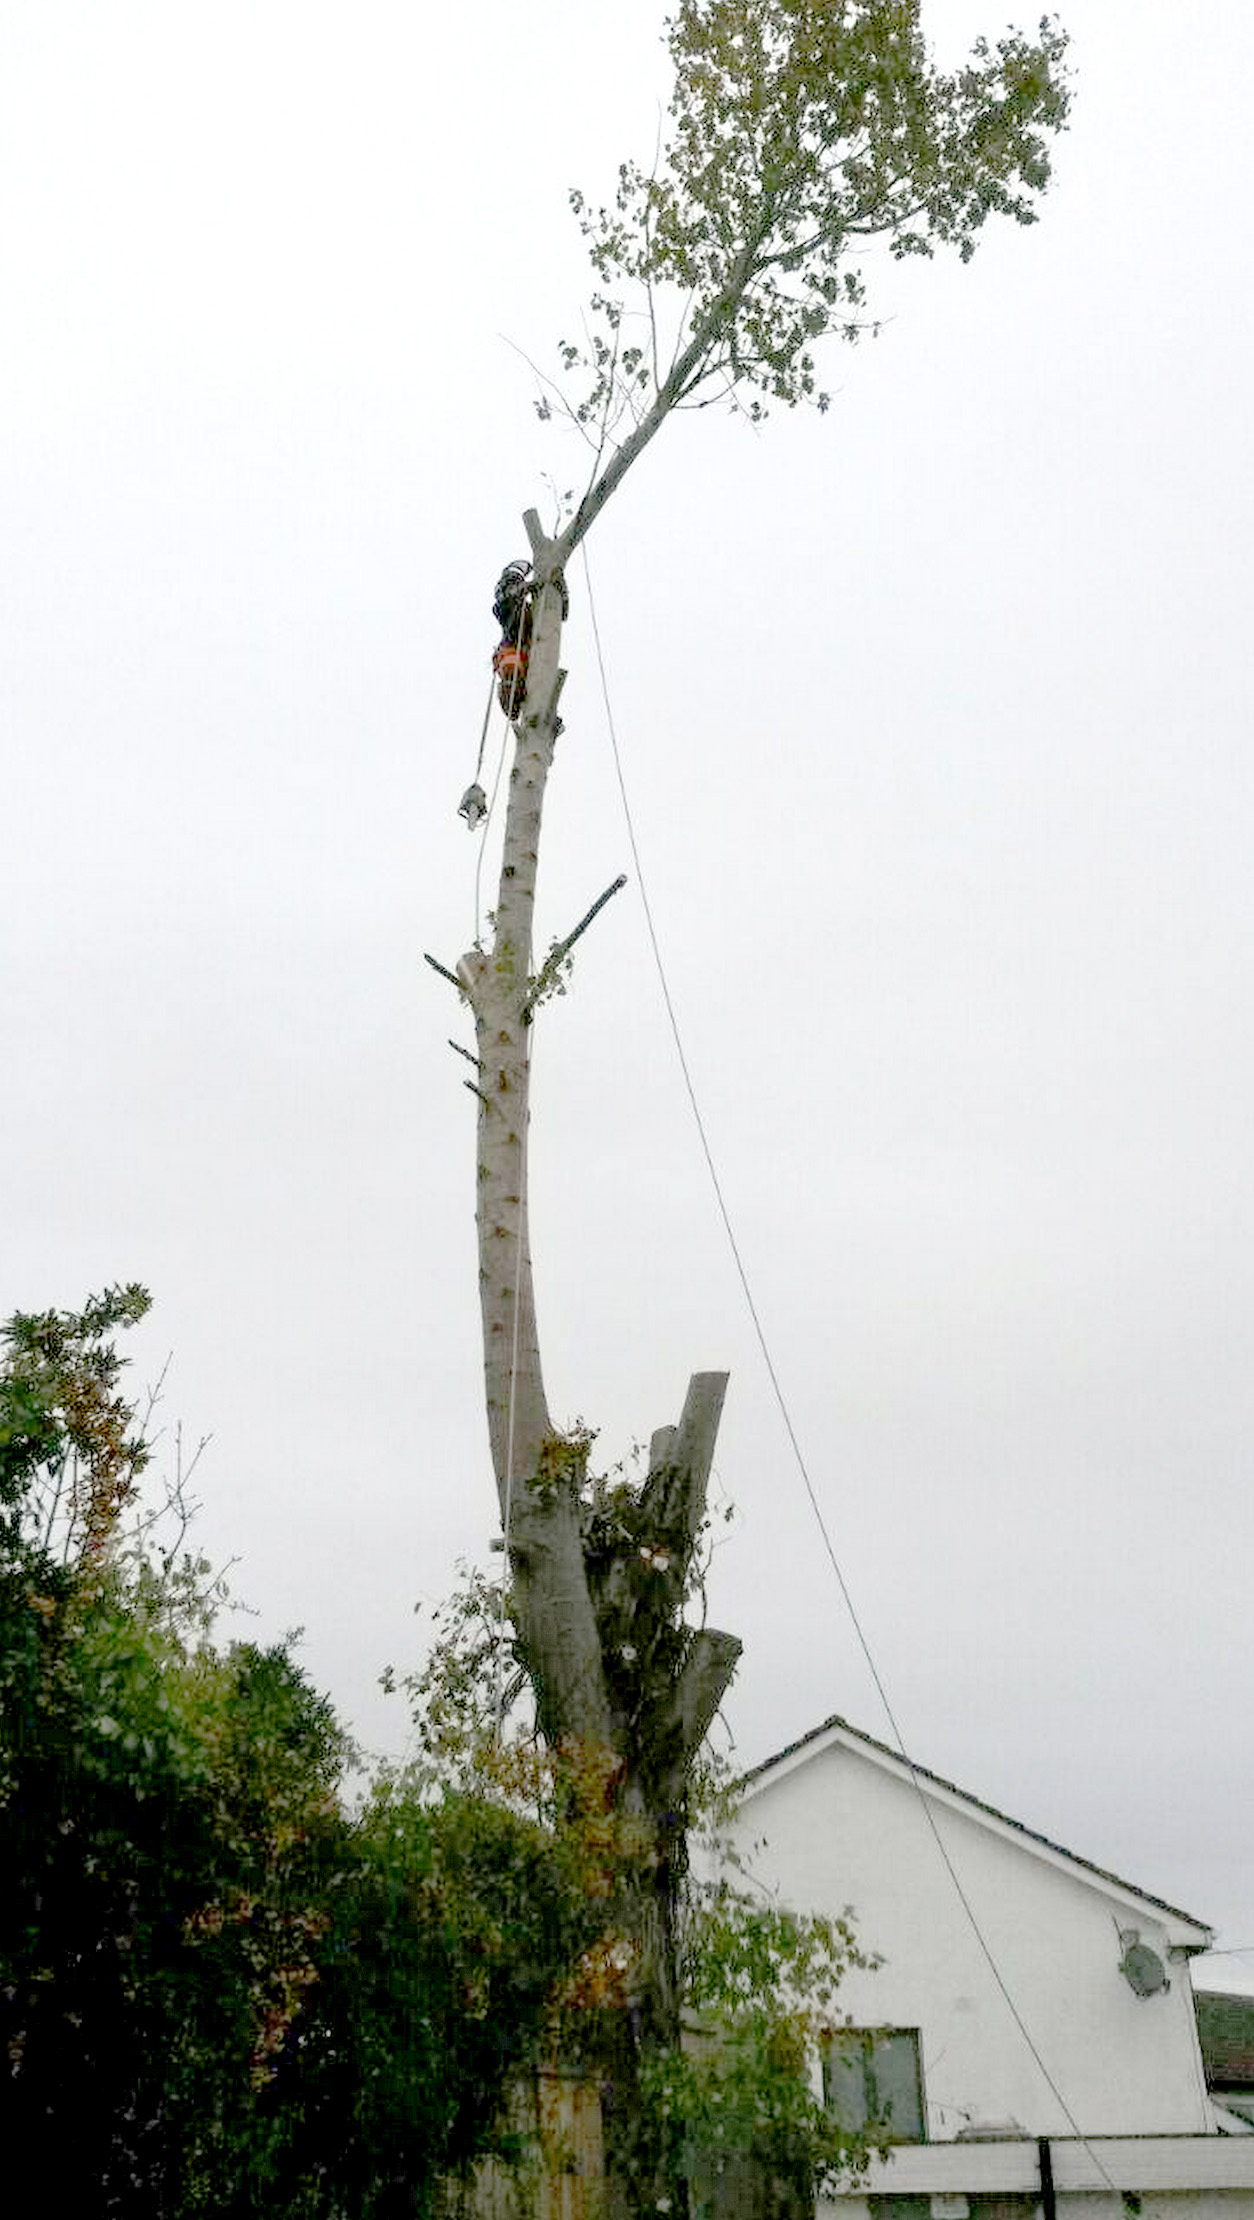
[439, 2070, 604, 2220]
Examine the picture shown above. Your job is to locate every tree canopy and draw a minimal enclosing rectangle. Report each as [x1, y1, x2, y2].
[0, 1291, 606, 2217]
[534, 0, 1071, 552]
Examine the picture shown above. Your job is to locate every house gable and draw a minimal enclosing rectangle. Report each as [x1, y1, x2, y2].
[738, 1712, 1212, 1950]
[725, 1714, 1216, 2140]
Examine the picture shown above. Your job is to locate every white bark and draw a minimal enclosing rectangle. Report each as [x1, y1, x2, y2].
[458, 524, 566, 1496]
[455, 520, 739, 1758]
[459, 525, 614, 1748]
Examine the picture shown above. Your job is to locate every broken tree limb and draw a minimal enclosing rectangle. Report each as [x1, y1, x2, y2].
[640, 1370, 729, 1563]
[655, 1627, 744, 1800]
[508, 1490, 619, 1748]
[522, 506, 562, 580]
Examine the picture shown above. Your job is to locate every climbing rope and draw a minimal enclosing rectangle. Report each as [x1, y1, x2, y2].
[493, 1021, 532, 1741]
[458, 670, 497, 833]
[473, 706, 511, 947]
[471, 668, 494, 788]
[465, 567, 537, 943]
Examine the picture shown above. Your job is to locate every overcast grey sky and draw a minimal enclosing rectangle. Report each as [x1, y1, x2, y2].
[5, 0, 1254, 1992]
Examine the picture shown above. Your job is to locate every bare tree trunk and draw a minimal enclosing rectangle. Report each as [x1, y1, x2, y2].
[448, 509, 741, 2210]
[457, 521, 614, 1753]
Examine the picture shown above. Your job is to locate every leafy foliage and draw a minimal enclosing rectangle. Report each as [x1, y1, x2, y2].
[1, 1281, 153, 1562]
[393, 1560, 883, 2215]
[0, 1293, 609, 2217]
[661, 1849, 880, 2215]
[538, 0, 1071, 546]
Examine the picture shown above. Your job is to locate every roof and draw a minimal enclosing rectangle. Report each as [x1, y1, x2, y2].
[738, 1711, 1212, 1944]
[1197, 1992, 1254, 2087]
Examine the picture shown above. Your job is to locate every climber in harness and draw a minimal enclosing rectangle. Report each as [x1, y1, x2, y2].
[459, 559, 532, 827]
[490, 557, 533, 721]
[493, 557, 532, 643]
[458, 557, 570, 829]
[489, 556, 570, 721]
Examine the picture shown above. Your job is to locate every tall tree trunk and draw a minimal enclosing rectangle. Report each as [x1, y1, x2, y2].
[457, 526, 614, 1754]
[452, 510, 741, 2211]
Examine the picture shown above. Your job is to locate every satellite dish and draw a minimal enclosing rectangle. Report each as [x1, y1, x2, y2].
[1119, 1932, 1170, 1997]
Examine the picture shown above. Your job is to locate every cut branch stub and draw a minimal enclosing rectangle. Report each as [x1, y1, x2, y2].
[508, 1489, 619, 1749]
[639, 1369, 728, 1578]
[655, 1626, 743, 1803]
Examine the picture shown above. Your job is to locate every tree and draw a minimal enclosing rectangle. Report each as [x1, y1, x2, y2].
[396, 1563, 885, 2219]
[431, 4, 1070, 2208]
[0, 1293, 610, 2217]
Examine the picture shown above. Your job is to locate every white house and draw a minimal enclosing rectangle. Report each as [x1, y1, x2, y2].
[721, 1713, 1254, 2220]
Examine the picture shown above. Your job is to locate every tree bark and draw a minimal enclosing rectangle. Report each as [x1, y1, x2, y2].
[458, 524, 614, 1753]
[455, 509, 741, 2211]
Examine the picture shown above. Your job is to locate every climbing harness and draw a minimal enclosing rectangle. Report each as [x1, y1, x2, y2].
[455, 553, 571, 844]
[455, 559, 534, 832]
[490, 557, 535, 717]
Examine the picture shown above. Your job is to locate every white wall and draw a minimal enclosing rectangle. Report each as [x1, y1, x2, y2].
[725, 1739, 1212, 2139]
[824, 2129, 1254, 2219]
[834, 2191, 1254, 2220]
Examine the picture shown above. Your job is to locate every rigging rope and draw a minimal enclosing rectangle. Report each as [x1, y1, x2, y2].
[474, 702, 511, 948]
[471, 668, 495, 787]
[579, 540, 1122, 2194]
[494, 1015, 531, 1743]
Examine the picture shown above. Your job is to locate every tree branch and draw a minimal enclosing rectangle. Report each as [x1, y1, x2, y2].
[556, 237, 767, 563]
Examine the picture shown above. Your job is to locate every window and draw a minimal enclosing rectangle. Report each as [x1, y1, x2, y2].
[824, 2028, 926, 2142]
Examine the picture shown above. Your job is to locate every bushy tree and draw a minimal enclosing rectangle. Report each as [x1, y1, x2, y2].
[392, 1561, 882, 2218]
[0, 1292, 606, 2217]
